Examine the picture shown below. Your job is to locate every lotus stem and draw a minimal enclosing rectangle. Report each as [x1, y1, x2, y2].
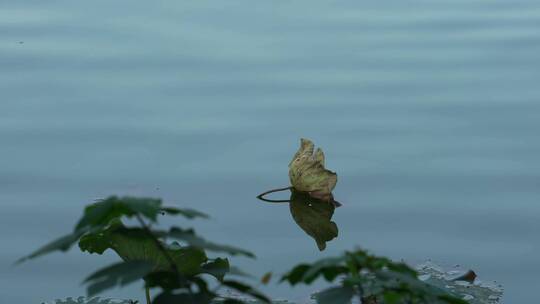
[256, 186, 292, 203]
[145, 286, 151, 304]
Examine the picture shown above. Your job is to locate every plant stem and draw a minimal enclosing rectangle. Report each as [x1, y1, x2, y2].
[145, 286, 151, 304]
[256, 186, 292, 202]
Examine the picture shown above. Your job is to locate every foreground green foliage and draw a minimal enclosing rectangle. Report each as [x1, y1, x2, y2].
[43, 263, 504, 304]
[281, 250, 468, 304]
[22, 196, 469, 304]
[21, 196, 268, 304]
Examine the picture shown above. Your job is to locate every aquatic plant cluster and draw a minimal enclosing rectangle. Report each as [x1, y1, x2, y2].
[22, 196, 471, 304]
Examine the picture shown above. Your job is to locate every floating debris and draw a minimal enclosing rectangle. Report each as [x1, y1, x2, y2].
[416, 262, 503, 304]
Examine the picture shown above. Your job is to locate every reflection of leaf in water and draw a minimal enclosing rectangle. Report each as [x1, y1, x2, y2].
[289, 190, 338, 251]
[288, 138, 337, 202]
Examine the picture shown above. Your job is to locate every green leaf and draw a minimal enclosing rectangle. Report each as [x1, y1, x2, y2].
[281, 259, 348, 285]
[75, 196, 162, 230]
[115, 232, 208, 275]
[153, 290, 214, 304]
[78, 219, 124, 255]
[16, 228, 89, 263]
[167, 227, 255, 258]
[314, 286, 354, 304]
[220, 299, 246, 304]
[280, 264, 310, 285]
[437, 295, 470, 304]
[386, 262, 418, 278]
[288, 139, 337, 202]
[321, 266, 349, 282]
[200, 258, 230, 281]
[83, 260, 154, 296]
[289, 190, 338, 251]
[282, 249, 470, 304]
[78, 222, 208, 275]
[345, 249, 416, 277]
[78, 231, 112, 255]
[383, 291, 402, 304]
[301, 257, 347, 284]
[160, 206, 209, 219]
[373, 269, 467, 304]
[143, 270, 189, 290]
[221, 280, 271, 303]
[18, 196, 188, 264]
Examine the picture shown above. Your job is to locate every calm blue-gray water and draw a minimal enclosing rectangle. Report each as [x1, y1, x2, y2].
[1, 1, 540, 303]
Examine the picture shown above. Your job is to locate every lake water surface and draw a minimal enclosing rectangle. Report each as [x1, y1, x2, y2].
[1, 1, 540, 303]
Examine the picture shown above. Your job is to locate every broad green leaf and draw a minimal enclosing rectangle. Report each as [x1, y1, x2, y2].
[358, 269, 468, 304]
[16, 228, 89, 263]
[200, 258, 230, 281]
[438, 295, 471, 304]
[282, 250, 469, 304]
[301, 257, 347, 284]
[83, 260, 154, 296]
[167, 227, 255, 258]
[281, 258, 347, 285]
[344, 250, 417, 278]
[143, 270, 189, 290]
[79, 231, 114, 255]
[79, 222, 208, 276]
[220, 299, 246, 304]
[221, 280, 271, 303]
[288, 139, 337, 202]
[289, 190, 338, 251]
[386, 262, 418, 278]
[19, 196, 177, 264]
[160, 206, 209, 219]
[280, 264, 310, 285]
[383, 291, 403, 304]
[314, 286, 354, 304]
[321, 266, 350, 282]
[153, 290, 214, 304]
[76, 196, 162, 230]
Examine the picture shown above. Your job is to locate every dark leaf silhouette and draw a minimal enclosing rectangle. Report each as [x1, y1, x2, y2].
[160, 206, 209, 219]
[75, 196, 162, 230]
[167, 227, 255, 258]
[16, 229, 88, 264]
[314, 286, 355, 304]
[221, 280, 271, 303]
[282, 249, 467, 304]
[83, 260, 154, 296]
